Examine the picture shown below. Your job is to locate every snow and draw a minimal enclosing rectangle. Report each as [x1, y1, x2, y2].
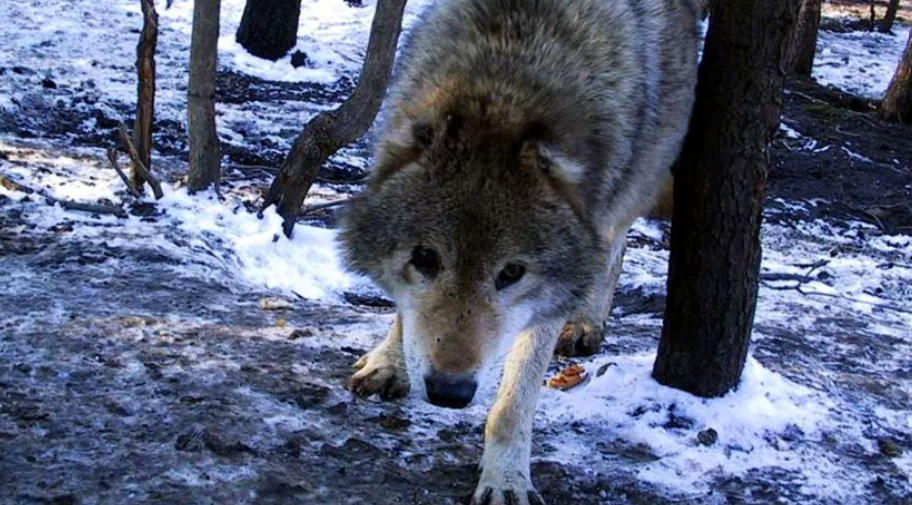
[1, 1, 911, 504]
[158, 186, 361, 301]
[542, 354, 833, 490]
[814, 24, 910, 98]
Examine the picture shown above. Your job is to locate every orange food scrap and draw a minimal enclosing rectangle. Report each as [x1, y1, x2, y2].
[547, 364, 588, 390]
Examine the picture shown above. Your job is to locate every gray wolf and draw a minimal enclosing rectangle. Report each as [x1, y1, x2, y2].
[341, 0, 702, 502]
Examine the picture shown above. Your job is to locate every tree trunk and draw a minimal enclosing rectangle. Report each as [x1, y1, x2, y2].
[789, 0, 822, 77]
[188, 0, 222, 192]
[236, 0, 302, 61]
[261, 0, 408, 238]
[870, 0, 877, 31]
[653, 0, 799, 398]
[133, 0, 158, 190]
[880, 0, 901, 33]
[881, 28, 912, 123]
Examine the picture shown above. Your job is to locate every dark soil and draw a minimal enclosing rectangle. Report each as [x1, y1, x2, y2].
[2, 14, 912, 505]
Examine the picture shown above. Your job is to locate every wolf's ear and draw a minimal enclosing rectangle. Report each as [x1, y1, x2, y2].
[370, 120, 433, 186]
[521, 140, 586, 186]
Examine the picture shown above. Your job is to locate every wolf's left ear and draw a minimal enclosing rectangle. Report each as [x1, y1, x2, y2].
[520, 140, 587, 186]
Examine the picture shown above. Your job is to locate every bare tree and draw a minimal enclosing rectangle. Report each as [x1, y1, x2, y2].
[880, 0, 901, 33]
[788, 0, 822, 77]
[262, 0, 408, 237]
[881, 28, 912, 123]
[133, 0, 159, 190]
[653, 0, 800, 397]
[188, 0, 222, 192]
[236, 0, 302, 60]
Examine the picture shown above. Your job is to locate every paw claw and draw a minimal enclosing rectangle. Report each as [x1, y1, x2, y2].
[527, 491, 546, 505]
[556, 320, 604, 357]
[472, 487, 493, 505]
[348, 348, 409, 400]
[471, 481, 544, 505]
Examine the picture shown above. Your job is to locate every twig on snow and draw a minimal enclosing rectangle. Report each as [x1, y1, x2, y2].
[106, 148, 142, 198]
[298, 199, 349, 216]
[118, 123, 164, 199]
[0, 175, 127, 218]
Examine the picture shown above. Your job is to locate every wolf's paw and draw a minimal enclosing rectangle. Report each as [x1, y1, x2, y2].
[555, 319, 604, 357]
[470, 479, 546, 505]
[349, 347, 410, 400]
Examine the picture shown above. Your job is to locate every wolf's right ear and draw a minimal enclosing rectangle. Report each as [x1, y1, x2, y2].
[370, 121, 433, 187]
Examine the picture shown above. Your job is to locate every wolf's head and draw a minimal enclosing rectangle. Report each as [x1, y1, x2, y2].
[341, 113, 606, 408]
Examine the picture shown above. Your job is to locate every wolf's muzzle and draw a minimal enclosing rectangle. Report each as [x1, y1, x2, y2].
[424, 370, 477, 409]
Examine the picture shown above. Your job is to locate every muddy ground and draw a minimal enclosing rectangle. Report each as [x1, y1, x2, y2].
[2, 11, 912, 505]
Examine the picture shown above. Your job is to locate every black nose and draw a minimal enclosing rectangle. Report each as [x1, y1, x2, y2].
[424, 371, 477, 409]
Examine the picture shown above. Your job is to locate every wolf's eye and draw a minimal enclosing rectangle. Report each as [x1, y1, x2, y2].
[411, 246, 440, 278]
[495, 263, 526, 291]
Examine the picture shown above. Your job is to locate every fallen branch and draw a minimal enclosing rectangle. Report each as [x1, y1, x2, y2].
[118, 123, 164, 199]
[298, 199, 348, 216]
[0, 175, 34, 194]
[0, 175, 126, 218]
[52, 199, 128, 218]
[106, 148, 142, 198]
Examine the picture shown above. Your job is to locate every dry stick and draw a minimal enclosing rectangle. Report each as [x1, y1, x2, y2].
[261, 0, 409, 237]
[118, 123, 163, 199]
[298, 199, 348, 216]
[106, 148, 142, 197]
[0, 175, 126, 218]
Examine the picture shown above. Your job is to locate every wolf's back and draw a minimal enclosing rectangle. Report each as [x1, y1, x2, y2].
[379, 0, 701, 229]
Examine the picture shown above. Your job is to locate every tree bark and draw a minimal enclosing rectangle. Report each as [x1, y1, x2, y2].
[133, 0, 158, 190]
[881, 28, 912, 123]
[236, 0, 302, 61]
[653, 0, 799, 397]
[188, 0, 222, 192]
[788, 0, 822, 77]
[880, 0, 901, 33]
[261, 0, 408, 237]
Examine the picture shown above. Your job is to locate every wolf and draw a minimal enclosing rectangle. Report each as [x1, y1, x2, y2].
[340, 0, 702, 502]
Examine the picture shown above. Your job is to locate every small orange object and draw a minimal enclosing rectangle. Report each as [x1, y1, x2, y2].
[547, 364, 588, 390]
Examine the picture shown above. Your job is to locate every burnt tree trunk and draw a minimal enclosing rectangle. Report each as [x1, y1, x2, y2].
[653, 0, 799, 397]
[133, 0, 159, 190]
[880, 0, 901, 33]
[236, 0, 302, 61]
[881, 28, 912, 123]
[262, 0, 408, 237]
[789, 0, 822, 77]
[188, 0, 222, 192]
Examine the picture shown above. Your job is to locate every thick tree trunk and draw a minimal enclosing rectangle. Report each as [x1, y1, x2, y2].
[789, 0, 822, 77]
[188, 0, 222, 192]
[881, 29, 912, 123]
[880, 0, 901, 33]
[653, 0, 799, 397]
[262, 0, 408, 237]
[133, 0, 158, 190]
[236, 0, 302, 61]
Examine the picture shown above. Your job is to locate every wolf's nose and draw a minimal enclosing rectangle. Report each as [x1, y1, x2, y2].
[424, 371, 477, 409]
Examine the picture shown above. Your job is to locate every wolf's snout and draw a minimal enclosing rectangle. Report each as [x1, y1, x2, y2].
[424, 370, 477, 409]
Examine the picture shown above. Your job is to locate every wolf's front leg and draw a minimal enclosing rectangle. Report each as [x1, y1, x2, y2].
[471, 321, 562, 505]
[349, 313, 410, 400]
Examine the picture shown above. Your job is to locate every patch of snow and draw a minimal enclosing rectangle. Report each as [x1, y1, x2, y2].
[841, 145, 874, 163]
[814, 24, 910, 98]
[542, 355, 833, 494]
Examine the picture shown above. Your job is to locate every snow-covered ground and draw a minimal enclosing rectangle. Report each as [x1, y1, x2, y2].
[815, 24, 911, 98]
[1, 2, 911, 504]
